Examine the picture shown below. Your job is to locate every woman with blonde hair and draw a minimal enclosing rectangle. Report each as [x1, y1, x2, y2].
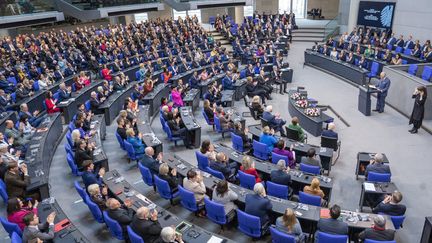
[126, 128, 145, 156]
[251, 95, 264, 118]
[276, 208, 305, 242]
[240, 156, 262, 182]
[303, 178, 325, 205]
[87, 184, 108, 211]
[71, 129, 82, 148]
[79, 71, 90, 86]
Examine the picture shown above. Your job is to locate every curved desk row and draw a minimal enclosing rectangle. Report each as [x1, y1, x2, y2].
[248, 124, 334, 174]
[183, 89, 200, 112]
[137, 105, 163, 155]
[214, 143, 334, 202]
[89, 114, 108, 170]
[142, 83, 170, 117]
[179, 106, 201, 148]
[162, 154, 394, 235]
[103, 170, 234, 243]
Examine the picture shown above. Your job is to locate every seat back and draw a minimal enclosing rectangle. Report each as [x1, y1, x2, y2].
[178, 185, 199, 212]
[84, 195, 104, 223]
[11, 232, 21, 243]
[213, 115, 224, 133]
[408, 64, 418, 75]
[390, 215, 405, 230]
[138, 163, 154, 186]
[207, 166, 225, 180]
[316, 231, 348, 243]
[66, 131, 73, 147]
[195, 151, 209, 171]
[260, 117, 269, 127]
[367, 172, 391, 182]
[123, 140, 137, 161]
[271, 152, 289, 166]
[0, 179, 8, 203]
[115, 132, 125, 150]
[74, 181, 87, 203]
[103, 211, 124, 240]
[84, 100, 91, 111]
[421, 66, 432, 81]
[202, 109, 213, 125]
[231, 132, 245, 152]
[299, 191, 321, 206]
[10, 93, 16, 103]
[67, 153, 80, 176]
[269, 225, 296, 243]
[236, 209, 262, 238]
[160, 116, 168, 133]
[320, 136, 338, 151]
[154, 175, 175, 200]
[253, 140, 269, 160]
[0, 217, 22, 237]
[300, 163, 320, 175]
[370, 62, 379, 76]
[204, 198, 227, 225]
[267, 181, 289, 200]
[285, 127, 300, 141]
[238, 170, 256, 190]
[127, 226, 144, 243]
[364, 240, 396, 243]
[394, 46, 403, 53]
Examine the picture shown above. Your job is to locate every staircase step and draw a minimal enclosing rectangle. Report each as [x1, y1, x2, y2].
[293, 29, 325, 34]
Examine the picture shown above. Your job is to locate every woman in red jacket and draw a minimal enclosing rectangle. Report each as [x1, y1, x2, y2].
[101, 64, 112, 81]
[240, 155, 262, 183]
[162, 67, 172, 84]
[45, 91, 60, 114]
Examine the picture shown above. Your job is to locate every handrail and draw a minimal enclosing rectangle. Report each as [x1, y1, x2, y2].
[324, 14, 340, 41]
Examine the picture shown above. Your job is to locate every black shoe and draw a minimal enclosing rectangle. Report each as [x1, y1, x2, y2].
[372, 109, 379, 112]
[268, 97, 273, 100]
[280, 91, 284, 95]
[186, 145, 194, 149]
[410, 129, 418, 134]
[284, 90, 288, 94]
[378, 111, 383, 113]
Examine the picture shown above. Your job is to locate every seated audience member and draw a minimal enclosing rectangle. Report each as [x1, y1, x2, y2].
[233, 122, 251, 150]
[245, 183, 272, 226]
[22, 211, 56, 242]
[89, 91, 103, 113]
[259, 126, 278, 154]
[4, 162, 30, 199]
[391, 53, 403, 65]
[130, 206, 162, 242]
[159, 226, 184, 243]
[200, 140, 217, 162]
[158, 163, 179, 191]
[106, 198, 135, 236]
[101, 64, 112, 81]
[75, 139, 95, 170]
[189, 71, 200, 89]
[140, 147, 162, 175]
[45, 91, 60, 114]
[116, 118, 127, 140]
[301, 148, 322, 169]
[255, 70, 273, 95]
[216, 107, 234, 130]
[57, 83, 72, 103]
[212, 180, 238, 220]
[273, 139, 295, 168]
[270, 159, 292, 187]
[7, 197, 38, 230]
[183, 169, 207, 216]
[276, 208, 305, 242]
[166, 112, 193, 149]
[171, 86, 184, 107]
[162, 68, 173, 84]
[382, 50, 392, 64]
[317, 204, 348, 235]
[358, 215, 395, 241]
[287, 117, 306, 142]
[18, 115, 35, 136]
[19, 103, 44, 128]
[330, 47, 338, 59]
[240, 155, 262, 183]
[222, 71, 235, 90]
[210, 152, 236, 180]
[358, 55, 368, 69]
[303, 178, 325, 204]
[373, 191, 406, 216]
[87, 183, 108, 211]
[246, 77, 270, 104]
[321, 122, 338, 139]
[251, 95, 264, 118]
[203, 99, 215, 123]
[263, 106, 286, 136]
[364, 153, 390, 177]
[126, 128, 145, 157]
[81, 160, 105, 189]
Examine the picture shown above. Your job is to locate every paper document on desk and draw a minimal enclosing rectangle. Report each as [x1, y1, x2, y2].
[207, 236, 223, 243]
[364, 182, 376, 191]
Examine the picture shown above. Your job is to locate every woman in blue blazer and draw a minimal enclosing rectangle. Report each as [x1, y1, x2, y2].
[126, 128, 145, 156]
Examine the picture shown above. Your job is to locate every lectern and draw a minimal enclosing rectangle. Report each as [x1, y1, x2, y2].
[358, 85, 378, 116]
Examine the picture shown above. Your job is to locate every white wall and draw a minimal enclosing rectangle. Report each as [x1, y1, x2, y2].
[392, 0, 432, 42]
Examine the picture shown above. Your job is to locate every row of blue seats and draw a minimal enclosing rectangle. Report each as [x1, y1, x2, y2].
[407, 65, 432, 81]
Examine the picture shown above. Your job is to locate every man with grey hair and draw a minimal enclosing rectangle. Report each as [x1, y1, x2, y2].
[270, 159, 292, 187]
[262, 105, 286, 136]
[19, 103, 44, 127]
[130, 206, 162, 242]
[358, 215, 395, 241]
[245, 183, 272, 226]
[106, 198, 134, 237]
[159, 226, 184, 243]
[140, 146, 162, 175]
[321, 122, 338, 139]
[364, 153, 390, 177]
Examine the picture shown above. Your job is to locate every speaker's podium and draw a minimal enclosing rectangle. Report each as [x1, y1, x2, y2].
[358, 85, 379, 116]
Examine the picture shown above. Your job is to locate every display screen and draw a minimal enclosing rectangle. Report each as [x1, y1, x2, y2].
[357, 1, 396, 28]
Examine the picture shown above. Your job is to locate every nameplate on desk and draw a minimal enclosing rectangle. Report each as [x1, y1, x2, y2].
[207, 236, 224, 243]
[176, 163, 187, 170]
[59, 101, 69, 105]
[364, 182, 376, 192]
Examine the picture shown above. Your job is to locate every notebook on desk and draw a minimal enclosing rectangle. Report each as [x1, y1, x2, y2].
[320, 208, 331, 218]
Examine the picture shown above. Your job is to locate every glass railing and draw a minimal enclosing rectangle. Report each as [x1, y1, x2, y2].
[69, 0, 160, 10]
[0, 0, 57, 17]
[323, 14, 340, 41]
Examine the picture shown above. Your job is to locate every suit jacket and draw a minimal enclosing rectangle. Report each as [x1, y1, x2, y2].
[404, 40, 414, 50]
[4, 171, 30, 198]
[140, 155, 160, 175]
[321, 130, 338, 139]
[130, 216, 162, 242]
[270, 170, 291, 186]
[158, 173, 179, 191]
[107, 207, 134, 229]
[317, 218, 348, 235]
[117, 127, 127, 140]
[189, 75, 200, 89]
[262, 111, 278, 127]
[301, 156, 322, 168]
[16, 88, 30, 101]
[365, 163, 391, 177]
[376, 77, 391, 96]
[245, 194, 272, 224]
[222, 76, 234, 90]
[81, 170, 102, 189]
[372, 202, 406, 216]
[359, 228, 395, 241]
[90, 97, 100, 113]
[395, 39, 404, 47]
[209, 160, 233, 179]
[58, 89, 71, 103]
[75, 148, 93, 169]
[22, 223, 54, 242]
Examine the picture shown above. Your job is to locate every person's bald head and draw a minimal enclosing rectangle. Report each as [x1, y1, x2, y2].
[328, 123, 336, 131]
[5, 120, 13, 128]
[106, 198, 121, 210]
[20, 103, 28, 112]
[91, 91, 97, 98]
[374, 153, 384, 163]
[136, 206, 150, 219]
[145, 147, 154, 156]
[380, 72, 386, 79]
[216, 152, 226, 163]
[374, 215, 386, 228]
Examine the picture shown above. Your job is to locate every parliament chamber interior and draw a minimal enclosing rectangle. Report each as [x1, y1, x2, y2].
[0, 0, 431, 242]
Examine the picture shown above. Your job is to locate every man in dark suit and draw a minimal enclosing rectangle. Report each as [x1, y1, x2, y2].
[394, 35, 404, 47]
[116, 118, 127, 140]
[75, 139, 94, 170]
[365, 153, 390, 177]
[425, 47, 432, 62]
[81, 160, 105, 190]
[19, 103, 44, 128]
[130, 206, 162, 242]
[140, 147, 162, 175]
[359, 215, 395, 241]
[106, 198, 135, 237]
[166, 113, 193, 149]
[373, 72, 391, 113]
[222, 71, 235, 90]
[189, 71, 200, 89]
[57, 83, 72, 103]
[89, 91, 103, 113]
[262, 105, 286, 136]
[321, 123, 338, 139]
[316, 204, 348, 235]
[4, 162, 30, 199]
[15, 83, 33, 102]
[270, 160, 291, 186]
[373, 191, 406, 216]
[245, 183, 272, 226]
[210, 152, 236, 181]
[404, 35, 414, 50]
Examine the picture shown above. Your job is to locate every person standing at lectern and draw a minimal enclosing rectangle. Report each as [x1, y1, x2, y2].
[409, 86, 427, 134]
[373, 72, 391, 113]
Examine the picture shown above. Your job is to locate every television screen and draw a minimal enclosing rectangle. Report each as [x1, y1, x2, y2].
[357, 1, 396, 28]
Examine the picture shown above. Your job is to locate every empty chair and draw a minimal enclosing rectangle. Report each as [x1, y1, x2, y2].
[64, 142, 73, 155]
[421, 66, 432, 81]
[178, 185, 203, 214]
[115, 132, 125, 150]
[407, 64, 418, 75]
[299, 191, 321, 206]
[66, 131, 73, 147]
[238, 170, 256, 190]
[0, 179, 8, 203]
[74, 181, 88, 203]
[0, 217, 22, 237]
[271, 152, 289, 166]
[209, 16, 216, 26]
[84, 195, 104, 223]
[127, 225, 144, 243]
[316, 231, 348, 243]
[300, 163, 320, 175]
[204, 198, 230, 228]
[103, 211, 124, 240]
[269, 225, 296, 243]
[266, 181, 289, 200]
[206, 166, 225, 180]
[11, 232, 21, 243]
[367, 172, 391, 182]
[320, 136, 341, 162]
[163, 122, 183, 146]
[231, 132, 246, 152]
[154, 175, 179, 205]
[195, 151, 209, 172]
[236, 209, 266, 238]
[138, 163, 155, 189]
[253, 140, 269, 160]
[395, 46, 403, 53]
[368, 62, 380, 79]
